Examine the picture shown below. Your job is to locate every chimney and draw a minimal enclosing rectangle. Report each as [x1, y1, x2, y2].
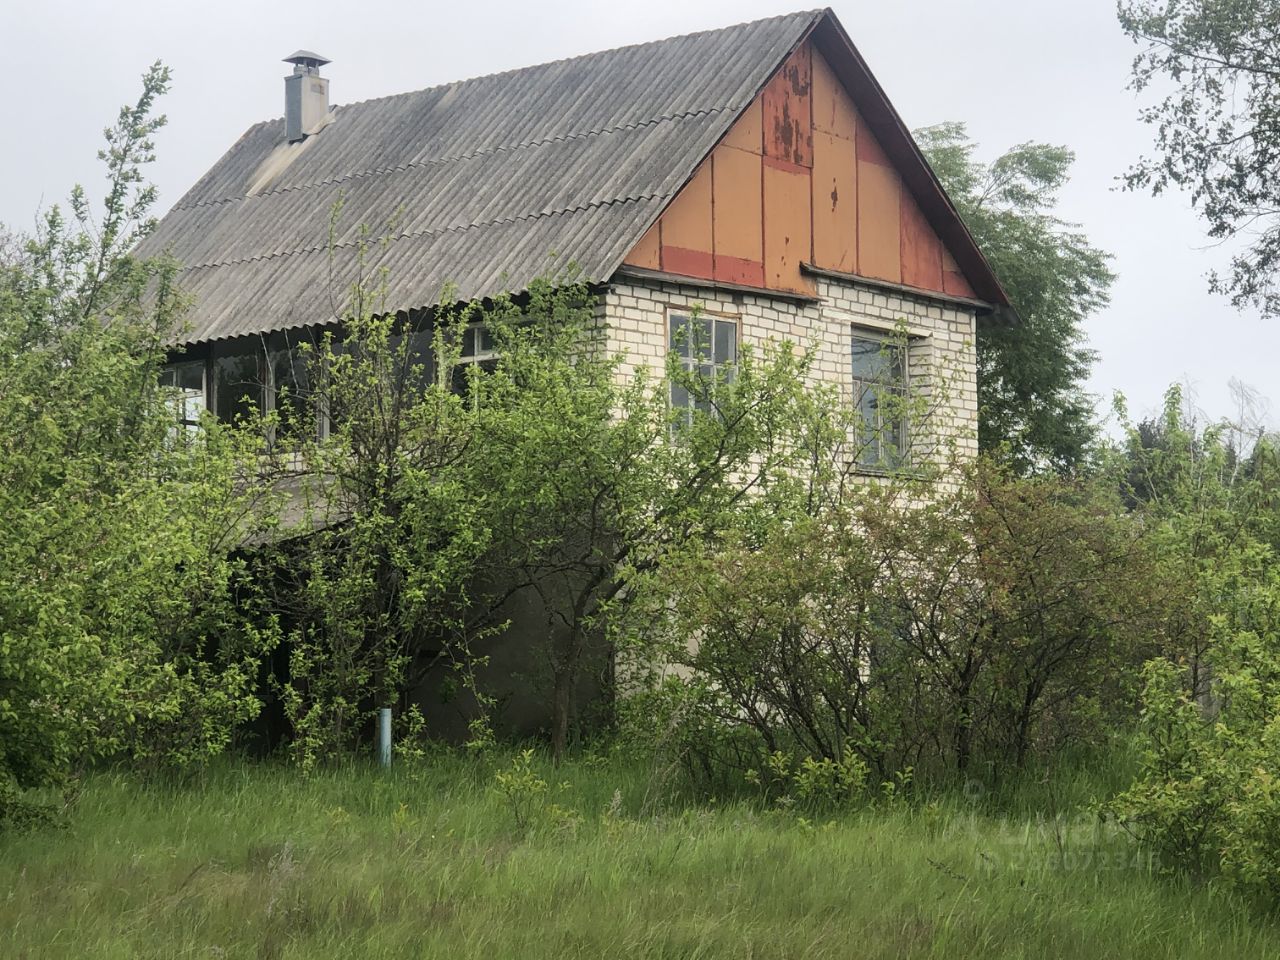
[283, 50, 331, 143]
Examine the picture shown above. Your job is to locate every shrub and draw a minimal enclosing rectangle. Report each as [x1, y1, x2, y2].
[645, 460, 1155, 787]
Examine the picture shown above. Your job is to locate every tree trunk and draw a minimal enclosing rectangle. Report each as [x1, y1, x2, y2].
[550, 668, 572, 765]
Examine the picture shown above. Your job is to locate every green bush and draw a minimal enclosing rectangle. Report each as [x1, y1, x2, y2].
[1110, 570, 1280, 901]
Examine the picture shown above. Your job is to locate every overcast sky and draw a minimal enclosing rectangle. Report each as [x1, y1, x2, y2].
[2, 0, 1274, 429]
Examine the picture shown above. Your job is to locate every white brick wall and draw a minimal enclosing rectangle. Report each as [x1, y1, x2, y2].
[602, 274, 979, 468]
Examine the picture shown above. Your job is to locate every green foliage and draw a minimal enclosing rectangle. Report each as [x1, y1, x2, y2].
[491, 748, 549, 831]
[265, 289, 489, 768]
[917, 123, 1112, 473]
[1105, 388, 1280, 904]
[7, 755, 1280, 959]
[271, 261, 850, 765]
[744, 747, 871, 812]
[1119, 0, 1280, 315]
[647, 456, 1156, 787]
[0, 64, 279, 823]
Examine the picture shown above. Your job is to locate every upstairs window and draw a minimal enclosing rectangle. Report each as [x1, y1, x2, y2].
[213, 347, 265, 426]
[271, 343, 314, 439]
[450, 323, 498, 396]
[160, 360, 206, 435]
[669, 313, 737, 425]
[851, 333, 908, 468]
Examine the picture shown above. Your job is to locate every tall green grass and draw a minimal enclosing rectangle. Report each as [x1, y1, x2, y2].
[1, 750, 1276, 959]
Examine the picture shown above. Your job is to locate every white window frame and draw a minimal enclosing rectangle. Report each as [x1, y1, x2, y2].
[850, 329, 910, 469]
[160, 359, 208, 437]
[668, 310, 738, 427]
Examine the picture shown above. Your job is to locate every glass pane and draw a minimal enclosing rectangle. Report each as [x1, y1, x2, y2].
[181, 390, 206, 429]
[214, 351, 263, 425]
[856, 384, 880, 465]
[451, 364, 470, 396]
[887, 344, 905, 386]
[670, 380, 690, 410]
[171, 361, 203, 392]
[886, 413, 905, 465]
[391, 329, 434, 391]
[851, 336, 888, 381]
[669, 315, 690, 358]
[714, 320, 736, 366]
[695, 317, 713, 361]
[461, 327, 476, 358]
[162, 360, 206, 430]
[477, 326, 495, 354]
[273, 348, 311, 437]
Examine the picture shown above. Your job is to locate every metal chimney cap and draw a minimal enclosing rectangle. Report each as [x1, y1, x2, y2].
[283, 50, 331, 68]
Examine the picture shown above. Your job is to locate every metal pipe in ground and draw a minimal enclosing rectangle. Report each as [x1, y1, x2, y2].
[378, 707, 392, 768]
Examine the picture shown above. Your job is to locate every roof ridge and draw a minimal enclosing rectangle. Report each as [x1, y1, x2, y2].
[171, 195, 665, 272]
[315, 10, 825, 118]
[172, 106, 728, 212]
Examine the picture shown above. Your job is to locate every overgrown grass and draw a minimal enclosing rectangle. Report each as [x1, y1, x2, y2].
[2, 749, 1277, 959]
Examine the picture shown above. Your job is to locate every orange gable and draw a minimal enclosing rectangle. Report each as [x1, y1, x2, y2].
[623, 41, 977, 301]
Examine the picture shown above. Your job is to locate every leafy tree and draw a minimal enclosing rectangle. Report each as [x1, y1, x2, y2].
[468, 292, 825, 761]
[917, 123, 1113, 474]
[0, 65, 278, 825]
[1119, 0, 1280, 316]
[1107, 408, 1280, 900]
[661, 460, 1152, 783]
[276, 267, 836, 764]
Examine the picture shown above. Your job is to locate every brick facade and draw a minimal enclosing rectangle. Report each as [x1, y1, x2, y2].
[602, 272, 980, 470]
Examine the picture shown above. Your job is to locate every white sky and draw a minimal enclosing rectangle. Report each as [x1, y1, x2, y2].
[2, 0, 1275, 429]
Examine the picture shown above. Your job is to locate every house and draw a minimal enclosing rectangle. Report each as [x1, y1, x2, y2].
[141, 7, 1009, 472]
[140, 9, 1012, 741]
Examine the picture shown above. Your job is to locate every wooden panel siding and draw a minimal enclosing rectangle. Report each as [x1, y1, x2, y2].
[900, 192, 943, 291]
[721, 98, 763, 153]
[626, 221, 662, 270]
[712, 145, 765, 286]
[659, 163, 713, 256]
[622, 41, 989, 304]
[943, 248, 977, 298]
[857, 159, 901, 282]
[763, 45, 813, 168]
[812, 129, 857, 274]
[763, 160, 812, 291]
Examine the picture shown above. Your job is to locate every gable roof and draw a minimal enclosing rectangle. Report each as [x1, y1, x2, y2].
[139, 9, 1008, 347]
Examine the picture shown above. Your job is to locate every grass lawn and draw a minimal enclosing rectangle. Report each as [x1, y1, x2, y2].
[2, 751, 1277, 959]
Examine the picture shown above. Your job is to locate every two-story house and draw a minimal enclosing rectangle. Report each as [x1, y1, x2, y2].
[141, 8, 1010, 471]
[139, 8, 1013, 739]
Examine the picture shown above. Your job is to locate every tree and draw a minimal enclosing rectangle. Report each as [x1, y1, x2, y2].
[650, 455, 1153, 786]
[0, 65, 278, 825]
[1118, 0, 1280, 316]
[467, 291, 823, 761]
[917, 123, 1113, 474]
[276, 264, 831, 764]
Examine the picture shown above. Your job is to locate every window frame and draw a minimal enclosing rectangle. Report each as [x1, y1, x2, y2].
[850, 328, 911, 470]
[160, 358, 208, 437]
[667, 308, 740, 427]
[448, 321, 498, 394]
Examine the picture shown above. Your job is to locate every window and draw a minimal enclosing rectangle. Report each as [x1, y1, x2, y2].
[450, 323, 497, 395]
[213, 347, 265, 425]
[851, 333, 908, 468]
[160, 360, 206, 435]
[668, 313, 737, 425]
[271, 342, 313, 438]
[390, 328, 436, 393]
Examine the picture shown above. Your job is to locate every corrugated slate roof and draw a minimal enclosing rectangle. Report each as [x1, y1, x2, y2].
[139, 11, 825, 345]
